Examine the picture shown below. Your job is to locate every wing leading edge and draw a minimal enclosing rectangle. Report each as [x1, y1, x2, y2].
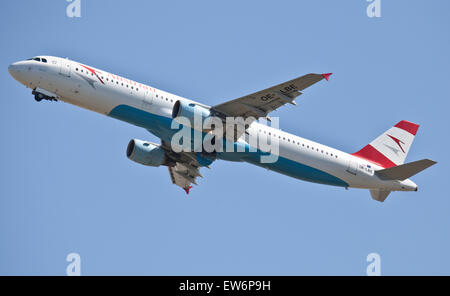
[212, 73, 332, 119]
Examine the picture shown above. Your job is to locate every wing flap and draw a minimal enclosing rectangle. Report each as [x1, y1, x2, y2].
[168, 162, 203, 194]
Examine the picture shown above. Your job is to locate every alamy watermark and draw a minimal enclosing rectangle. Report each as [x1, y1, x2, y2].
[366, 0, 381, 18]
[366, 252, 381, 276]
[66, 0, 81, 18]
[66, 252, 81, 276]
[170, 113, 280, 164]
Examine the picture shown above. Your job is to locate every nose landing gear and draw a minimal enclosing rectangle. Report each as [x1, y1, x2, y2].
[32, 88, 58, 102]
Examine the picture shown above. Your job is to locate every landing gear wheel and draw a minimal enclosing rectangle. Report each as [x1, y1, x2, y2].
[34, 93, 43, 102]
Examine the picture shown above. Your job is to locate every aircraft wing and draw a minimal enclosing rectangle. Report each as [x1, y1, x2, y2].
[168, 162, 203, 194]
[212, 73, 332, 119]
[159, 141, 206, 194]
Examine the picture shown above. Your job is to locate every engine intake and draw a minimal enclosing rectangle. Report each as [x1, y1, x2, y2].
[172, 100, 211, 127]
[126, 139, 166, 167]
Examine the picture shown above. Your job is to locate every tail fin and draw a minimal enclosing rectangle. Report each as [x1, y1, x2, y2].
[375, 159, 437, 181]
[353, 120, 419, 168]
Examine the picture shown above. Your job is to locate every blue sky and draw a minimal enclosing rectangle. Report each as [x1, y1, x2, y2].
[0, 0, 449, 275]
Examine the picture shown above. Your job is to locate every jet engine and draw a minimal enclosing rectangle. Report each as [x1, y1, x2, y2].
[171, 100, 211, 127]
[126, 139, 166, 167]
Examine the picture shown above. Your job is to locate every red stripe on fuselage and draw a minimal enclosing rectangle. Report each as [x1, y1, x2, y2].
[352, 144, 397, 168]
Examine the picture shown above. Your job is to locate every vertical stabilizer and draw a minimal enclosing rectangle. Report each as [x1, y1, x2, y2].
[353, 120, 419, 168]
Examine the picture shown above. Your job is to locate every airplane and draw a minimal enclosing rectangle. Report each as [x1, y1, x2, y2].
[8, 56, 436, 202]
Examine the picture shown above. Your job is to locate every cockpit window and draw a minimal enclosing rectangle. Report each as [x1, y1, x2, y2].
[27, 57, 47, 63]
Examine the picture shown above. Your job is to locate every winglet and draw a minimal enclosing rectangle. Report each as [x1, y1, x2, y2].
[321, 73, 332, 81]
[183, 186, 193, 194]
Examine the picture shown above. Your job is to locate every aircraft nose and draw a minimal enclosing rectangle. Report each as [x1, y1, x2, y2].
[8, 61, 29, 84]
[8, 62, 20, 77]
[8, 63, 15, 74]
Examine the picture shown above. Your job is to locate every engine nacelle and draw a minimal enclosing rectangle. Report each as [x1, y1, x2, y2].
[126, 139, 166, 167]
[172, 100, 211, 127]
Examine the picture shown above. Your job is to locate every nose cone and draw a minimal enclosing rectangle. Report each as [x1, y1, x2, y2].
[8, 61, 28, 85]
[8, 62, 18, 76]
[8, 62, 23, 79]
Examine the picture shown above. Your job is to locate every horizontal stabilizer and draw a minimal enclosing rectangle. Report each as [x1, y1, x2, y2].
[370, 189, 391, 202]
[376, 159, 437, 181]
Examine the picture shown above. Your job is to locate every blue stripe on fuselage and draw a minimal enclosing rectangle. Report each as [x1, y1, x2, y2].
[108, 104, 349, 188]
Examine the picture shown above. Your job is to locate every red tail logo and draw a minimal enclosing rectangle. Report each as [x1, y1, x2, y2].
[387, 134, 405, 153]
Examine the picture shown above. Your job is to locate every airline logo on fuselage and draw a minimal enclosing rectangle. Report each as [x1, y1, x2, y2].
[79, 64, 105, 85]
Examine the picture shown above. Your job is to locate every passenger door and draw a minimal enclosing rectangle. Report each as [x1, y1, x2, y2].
[59, 58, 71, 77]
[347, 158, 358, 175]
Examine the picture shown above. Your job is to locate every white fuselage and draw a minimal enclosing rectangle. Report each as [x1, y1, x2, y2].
[8, 56, 418, 192]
